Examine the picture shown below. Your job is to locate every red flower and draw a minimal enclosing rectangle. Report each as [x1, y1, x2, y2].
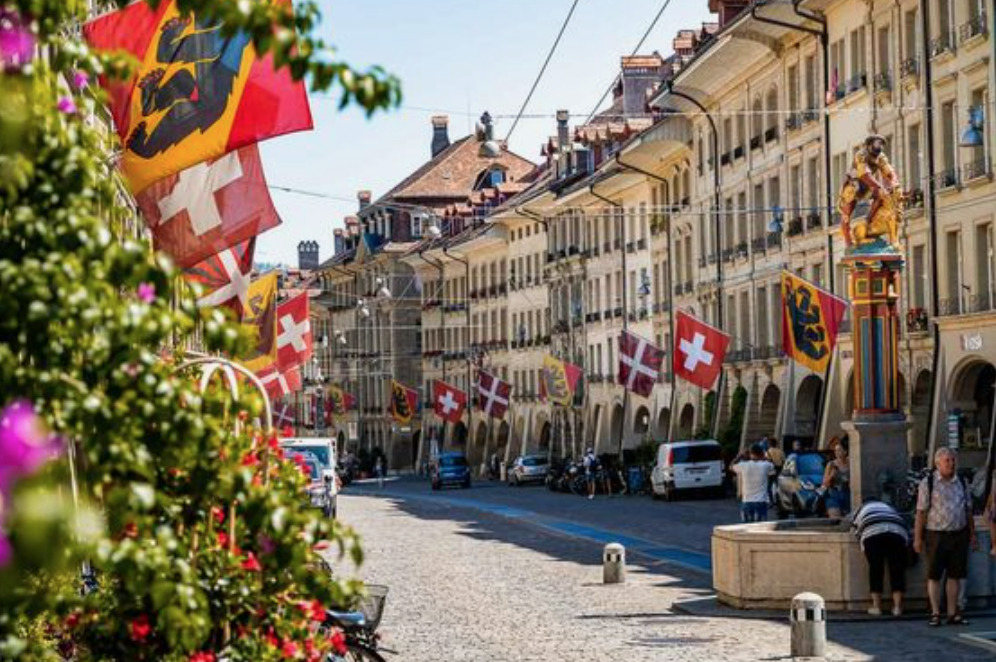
[216, 531, 229, 549]
[121, 522, 138, 539]
[241, 552, 262, 572]
[280, 639, 298, 658]
[296, 599, 325, 622]
[265, 627, 280, 646]
[281, 425, 294, 438]
[241, 452, 259, 467]
[267, 434, 280, 450]
[189, 652, 215, 662]
[64, 612, 81, 629]
[329, 629, 347, 655]
[211, 506, 226, 526]
[130, 614, 151, 642]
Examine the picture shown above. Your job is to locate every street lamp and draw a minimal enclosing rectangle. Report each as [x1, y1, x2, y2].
[959, 106, 985, 147]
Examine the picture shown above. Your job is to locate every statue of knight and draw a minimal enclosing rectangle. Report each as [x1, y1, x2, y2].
[837, 134, 905, 252]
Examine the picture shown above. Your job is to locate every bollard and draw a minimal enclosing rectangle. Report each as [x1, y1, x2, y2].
[790, 592, 826, 659]
[603, 543, 626, 584]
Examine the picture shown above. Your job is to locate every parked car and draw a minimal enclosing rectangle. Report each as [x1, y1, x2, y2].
[280, 437, 338, 518]
[774, 451, 827, 519]
[508, 454, 550, 486]
[650, 440, 724, 501]
[431, 452, 471, 490]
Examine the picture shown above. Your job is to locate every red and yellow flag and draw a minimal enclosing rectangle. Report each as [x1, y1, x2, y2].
[83, 0, 312, 192]
[781, 271, 848, 373]
[240, 273, 278, 372]
[389, 380, 418, 425]
[541, 355, 582, 407]
[328, 386, 355, 417]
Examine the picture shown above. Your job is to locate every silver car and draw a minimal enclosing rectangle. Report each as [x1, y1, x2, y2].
[508, 454, 550, 486]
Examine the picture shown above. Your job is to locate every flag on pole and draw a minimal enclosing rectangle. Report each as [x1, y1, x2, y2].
[389, 380, 417, 425]
[781, 271, 848, 373]
[83, 0, 313, 192]
[272, 401, 297, 428]
[477, 370, 512, 419]
[276, 292, 312, 370]
[673, 311, 730, 390]
[259, 364, 301, 402]
[135, 144, 280, 269]
[541, 355, 582, 406]
[183, 238, 255, 318]
[432, 380, 467, 424]
[328, 385, 356, 416]
[240, 273, 278, 372]
[618, 330, 665, 398]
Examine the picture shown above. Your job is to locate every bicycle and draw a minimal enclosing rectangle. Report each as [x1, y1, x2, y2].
[321, 584, 391, 661]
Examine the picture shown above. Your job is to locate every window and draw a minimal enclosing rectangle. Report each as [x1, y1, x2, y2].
[787, 65, 799, 112]
[830, 40, 846, 98]
[946, 230, 962, 311]
[789, 165, 801, 217]
[976, 223, 994, 309]
[849, 27, 867, 87]
[877, 25, 891, 79]
[904, 9, 918, 61]
[936, 0, 952, 50]
[907, 123, 922, 191]
[804, 54, 818, 109]
[912, 244, 927, 309]
[941, 100, 956, 178]
[751, 97, 763, 145]
[753, 183, 765, 241]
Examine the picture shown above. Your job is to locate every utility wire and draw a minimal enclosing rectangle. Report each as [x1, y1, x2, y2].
[504, 0, 582, 143]
[583, 0, 674, 125]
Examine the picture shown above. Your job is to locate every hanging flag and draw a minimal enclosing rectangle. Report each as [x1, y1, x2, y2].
[258, 363, 302, 402]
[541, 355, 582, 406]
[477, 370, 512, 419]
[183, 238, 255, 318]
[276, 292, 312, 370]
[618, 331, 665, 398]
[781, 271, 848, 373]
[272, 401, 297, 429]
[389, 380, 418, 425]
[240, 273, 278, 372]
[134, 144, 280, 269]
[432, 380, 467, 424]
[83, 0, 313, 193]
[328, 385, 356, 416]
[673, 311, 730, 390]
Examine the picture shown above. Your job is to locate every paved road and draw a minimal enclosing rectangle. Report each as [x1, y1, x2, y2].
[333, 478, 996, 661]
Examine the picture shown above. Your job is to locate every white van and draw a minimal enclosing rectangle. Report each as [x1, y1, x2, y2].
[650, 440, 724, 501]
[280, 437, 338, 518]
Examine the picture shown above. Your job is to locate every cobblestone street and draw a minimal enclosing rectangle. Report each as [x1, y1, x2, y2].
[334, 479, 996, 661]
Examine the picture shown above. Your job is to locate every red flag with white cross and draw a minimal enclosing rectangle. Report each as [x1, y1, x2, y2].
[276, 292, 312, 370]
[617, 330, 665, 398]
[477, 370, 512, 419]
[272, 401, 297, 429]
[183, 238, 255, 318]
[135, 144, 280, 269]
[673, 310, 731, 390]
[433, 380, 467, 424]
[258, 364, 302, 402]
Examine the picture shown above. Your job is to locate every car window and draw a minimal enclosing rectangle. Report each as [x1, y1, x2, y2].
[440, 455, 467, 467]
[795, 454, 824, 476]
[671, 445, 722, 464]
[522, 456, 544, 466]
[285, 444, 329, 466]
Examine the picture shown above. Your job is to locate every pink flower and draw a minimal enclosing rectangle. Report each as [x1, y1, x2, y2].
[137, 282, 156, 303]
[56, 96, 77, 115]
[130, 614, 151, 642]
[0, 9, 34, 72]
[0, 401, 63, 497]
[71, 70, 89, 90]
[189, 653, 215, 662]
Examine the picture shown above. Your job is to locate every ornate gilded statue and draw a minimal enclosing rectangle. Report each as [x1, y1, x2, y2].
[837, 134, 904, 252]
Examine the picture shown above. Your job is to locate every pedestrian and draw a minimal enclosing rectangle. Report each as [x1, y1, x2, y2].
[765, 438, 785, 472]
[913, 447, 978, 626]
[376, 456, 385, 489]
[731, 443, 775, 522]
[823, 438, 851, 517]
[851, 498, 909, 616]
[583, 447, 600, 500]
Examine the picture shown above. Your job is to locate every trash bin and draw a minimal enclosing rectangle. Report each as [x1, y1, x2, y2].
[627, 466, 643, 493]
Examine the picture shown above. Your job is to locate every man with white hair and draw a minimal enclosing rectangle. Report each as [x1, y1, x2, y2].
[913, 447, 978, 626]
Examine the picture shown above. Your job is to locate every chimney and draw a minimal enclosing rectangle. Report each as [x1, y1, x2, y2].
[708, 0, 748, 27]
[555, 110, 570, 177]
[620, 54, 666, 116]
[297, 240, 319, 270]
[431, 115, 450, 158]
[357, 190, 372, 212]
[333, 228, 345, 255]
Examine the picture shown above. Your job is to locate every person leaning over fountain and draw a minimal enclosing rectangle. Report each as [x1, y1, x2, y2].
[851, 498, 909, 616]
[913, 447, 978, 626]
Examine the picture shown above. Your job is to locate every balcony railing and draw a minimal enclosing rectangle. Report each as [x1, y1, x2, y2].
[906, 308, 929, 332]
[962, 157, 992, 182]
[751, 236, 767, 254]
[764, 126, 778, 143]
[785, 113, 802, 132]
[806, 212, 823, 230]
[939, 298, 962, 316]
[767, 231, 783, 250]
[637, 238, 647, 250]
[721, 151, 732, 166]
[907, 188, 925, 209]
[801, 109, 820, 125]
[626, 241, 636, 253]
[900, 57, 919, 79]
[750, 135, 762, 151]
[967, 293, 996, 314]
[874, 71, 892, 92]
[959, 14, 987, 43]
[929, 32, 954, 58]
[613, 307, 624, 318]
[934, 168, 959, 190]
[722, 247, 735, 263]
[734, 145, 745, 160]
[787, 217, 804, 236]
[735, 241, 748, 259]
[728, 348, 752, 363]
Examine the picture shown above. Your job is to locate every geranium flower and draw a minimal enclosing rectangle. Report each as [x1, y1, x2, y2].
[189, 652, 215, 662]
[211, 505, 226, 526]
[216, 531, 229, 549]
[0, 8, 34, 72]
[0, 400, 63, 496]
[296, 599, 325, 622]
[241, 551, 262, 572]
[280, 639, 298, 658]
[130, 614, 151, 642]
[137, 282, 156, 303]
[71, 70, 89, 90]
[56, 96, 77, 115]
[329, 629, 347, 655]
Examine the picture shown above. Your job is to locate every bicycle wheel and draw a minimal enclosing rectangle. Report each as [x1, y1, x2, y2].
[342, 643, 386, 662]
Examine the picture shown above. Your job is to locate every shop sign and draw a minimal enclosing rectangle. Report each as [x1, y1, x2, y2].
[962, 333, 983, 351]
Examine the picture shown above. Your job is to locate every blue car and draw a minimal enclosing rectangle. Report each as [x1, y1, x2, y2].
[431, 452, 471, 490]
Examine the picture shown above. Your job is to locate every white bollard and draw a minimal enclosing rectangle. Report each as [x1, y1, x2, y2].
[603, 543, 626, 584]
[790, 592, 826, 659]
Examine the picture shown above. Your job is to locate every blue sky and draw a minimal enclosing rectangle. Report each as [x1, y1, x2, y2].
[258, 0, 715, 266]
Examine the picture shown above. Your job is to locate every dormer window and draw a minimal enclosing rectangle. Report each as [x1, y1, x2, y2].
[476, 165, 507, 190]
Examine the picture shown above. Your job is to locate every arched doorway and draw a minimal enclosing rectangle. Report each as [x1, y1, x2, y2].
[410, 430, 420, 468]
[451, 421, 468, 450]
[758, 385, 780, 439]
[678, 404, 695, 438]
[633, 405, 651, 442]
[608, 403, 624, 455]
[512, 413, 527, 456]
[795, 375, 823, 439]
[538, 420, 552, 452]
[589, 405, 603, 451]
[911, 370, 932, 458]
[950, 360, 996, 452]
[655, 407, 671, 440]
[469, 421, 487, 468]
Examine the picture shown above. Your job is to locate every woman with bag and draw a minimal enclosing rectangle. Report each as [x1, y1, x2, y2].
[852, 498, 910, 616]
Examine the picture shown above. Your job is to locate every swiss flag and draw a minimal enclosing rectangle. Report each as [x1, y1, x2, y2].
[183, 238, 255, 318]
[433, 380, 467, 424]
[673, 311, 731, 390]
[258, 364, 302, 402]
[477, 370, 512, 419]
[135, 145, 280, 269]
[618, 330, 665, 398]
[276, 292, 312, 370]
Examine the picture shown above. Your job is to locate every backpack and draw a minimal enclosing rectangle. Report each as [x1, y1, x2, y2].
[924, 471, 971, 518]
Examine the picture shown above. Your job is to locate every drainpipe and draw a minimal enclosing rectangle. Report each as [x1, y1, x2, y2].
[662, 85, 724, 437]
[443, 245, 474, 457]
[919, 0, 942, 470]
[615, 153, 678, 440]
